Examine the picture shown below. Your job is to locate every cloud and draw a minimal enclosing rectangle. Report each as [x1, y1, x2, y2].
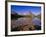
[32, 12, 40, 16]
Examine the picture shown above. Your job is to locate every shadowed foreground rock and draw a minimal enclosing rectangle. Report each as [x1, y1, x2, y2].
[11, 17, 41, 31]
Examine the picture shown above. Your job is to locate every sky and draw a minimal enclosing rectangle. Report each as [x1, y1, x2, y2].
[11, 5, 41, 15]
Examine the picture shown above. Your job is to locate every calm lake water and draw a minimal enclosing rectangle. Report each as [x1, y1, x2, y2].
[32, 18, 41, 26]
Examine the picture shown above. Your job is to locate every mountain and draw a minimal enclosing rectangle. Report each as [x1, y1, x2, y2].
[11, 12, 25, 19]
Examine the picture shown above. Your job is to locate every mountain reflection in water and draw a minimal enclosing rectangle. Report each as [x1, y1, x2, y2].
[32, 18, 41, 26]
